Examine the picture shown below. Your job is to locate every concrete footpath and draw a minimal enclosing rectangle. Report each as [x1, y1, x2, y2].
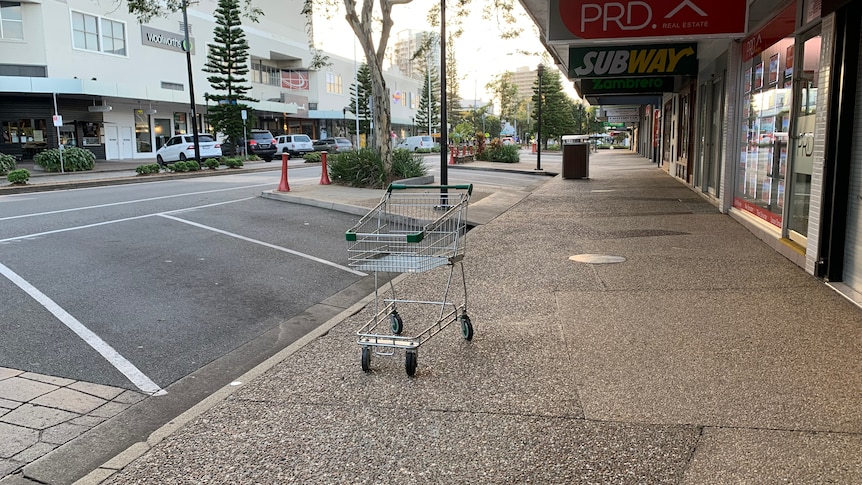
[6, 150, 862, 483]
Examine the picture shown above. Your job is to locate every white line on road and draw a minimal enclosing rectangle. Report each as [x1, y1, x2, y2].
[0, 197, 256, 244]
[158, 214, 367, 276]
[0, 183, 274, 222]
[0, 262, 166, 396]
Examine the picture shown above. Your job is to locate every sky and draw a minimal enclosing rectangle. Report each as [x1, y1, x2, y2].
[312, 0, 577, 102]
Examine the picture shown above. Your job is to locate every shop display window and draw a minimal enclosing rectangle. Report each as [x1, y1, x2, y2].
[733, 3, 796, 228]
[80, 121, 101, 146]
[134, 109, 152, 152]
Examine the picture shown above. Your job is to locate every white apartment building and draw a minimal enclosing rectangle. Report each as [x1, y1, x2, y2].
[0, 0, 421, 160]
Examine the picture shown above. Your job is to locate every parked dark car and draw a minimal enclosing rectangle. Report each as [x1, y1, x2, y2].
[247, 130, 277, 161]
[312, 137, 354, 153]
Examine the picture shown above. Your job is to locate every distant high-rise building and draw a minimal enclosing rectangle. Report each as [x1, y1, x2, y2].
[509, 66, 539, 103]
[392, 30, 440, 81]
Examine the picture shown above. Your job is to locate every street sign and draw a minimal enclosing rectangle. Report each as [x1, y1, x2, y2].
[607, 115, 640, 123]
[548, 0, 748, 43]
[241, 109, 248, 120]
[52, 115, 63, 127]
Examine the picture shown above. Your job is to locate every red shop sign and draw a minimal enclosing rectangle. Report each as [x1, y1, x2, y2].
[652, 107, 660, 147]
[553, 0, 748, 41]
[741, 2, 797, 62]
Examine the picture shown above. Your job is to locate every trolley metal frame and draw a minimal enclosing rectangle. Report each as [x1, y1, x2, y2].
[346, 184, 474, 376]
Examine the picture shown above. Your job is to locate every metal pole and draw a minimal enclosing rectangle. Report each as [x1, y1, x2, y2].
[536, 64, 543, 171]
[182, 1, 201, 164]
[354, 37, 360, 147]
[439, 0, 447, 186]
[52, 92, 64, 173]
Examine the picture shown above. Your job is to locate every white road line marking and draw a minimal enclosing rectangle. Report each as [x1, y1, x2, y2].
[158, 214, 367, 276]
[0, 262, 166, 396]
[0, 183, 273, 222]
[0, 197, 255, 244]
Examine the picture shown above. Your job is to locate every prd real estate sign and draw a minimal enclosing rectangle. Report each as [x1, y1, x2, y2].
[548, 0, 748, 43]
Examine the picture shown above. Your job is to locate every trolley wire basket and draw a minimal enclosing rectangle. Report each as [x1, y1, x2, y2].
[346, 184, 474, 376]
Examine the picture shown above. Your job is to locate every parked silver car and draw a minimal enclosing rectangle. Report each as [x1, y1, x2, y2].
[312, 137, 354, 153]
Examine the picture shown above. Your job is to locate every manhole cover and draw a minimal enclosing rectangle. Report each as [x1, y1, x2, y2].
[569, 254, 626, 264]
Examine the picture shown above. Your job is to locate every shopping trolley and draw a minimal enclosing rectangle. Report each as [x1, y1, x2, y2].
[346, 184, 474, 376]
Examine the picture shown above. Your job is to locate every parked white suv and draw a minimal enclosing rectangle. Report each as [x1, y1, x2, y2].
[276, 134, 314, 158]
[155, 134, 221, 165]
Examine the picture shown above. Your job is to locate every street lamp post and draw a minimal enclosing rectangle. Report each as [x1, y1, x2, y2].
[342, 108, 347, 137]
[181, 0, 201, 164]
[536, 64, 544, 171]
[411, 117, 415, 136]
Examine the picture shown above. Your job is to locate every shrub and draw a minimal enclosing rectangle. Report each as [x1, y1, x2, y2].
[224, 158, 244, 168]
[0, 153, 16, 175]
[204, 158, 220, 169]
[485, 144, 520, 163]
[7, 168, 29, 184]
[391, 148, 427, 178]
[304, 152, 322, 163]
[328, 148, 386, 188]
[167, 162, 191, 172]
[135, 163, 161, 175]
[34, 147, 95, 172]
[186, 160, 200, 171]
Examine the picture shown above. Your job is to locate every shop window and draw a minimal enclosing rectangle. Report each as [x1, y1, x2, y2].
[4, 119, 48, 157]
[0, 2, 23, 40]
[59, 123, 76, 148]
[80, 121, 101, 146]
[134, 109, 152, 153]
[71, 11, 126, 56]
[173, 112, 187, 135]
[734, 3, 796, 229]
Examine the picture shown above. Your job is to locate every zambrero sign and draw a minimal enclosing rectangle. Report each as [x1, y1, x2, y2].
[569, 43, 697, 78]
[548, 0, 747, 43]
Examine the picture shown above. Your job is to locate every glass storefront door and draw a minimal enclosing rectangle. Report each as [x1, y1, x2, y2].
[786, 33, 821, 242]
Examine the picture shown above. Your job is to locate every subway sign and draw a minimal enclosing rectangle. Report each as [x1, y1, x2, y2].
[581, 77, 676, 94]
[569, 43, 697, 78]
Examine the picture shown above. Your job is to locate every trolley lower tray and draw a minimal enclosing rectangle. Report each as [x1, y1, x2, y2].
[354, 254, 451, 273]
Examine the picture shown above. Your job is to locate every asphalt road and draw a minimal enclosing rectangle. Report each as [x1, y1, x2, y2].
[0, 167, 366, 393]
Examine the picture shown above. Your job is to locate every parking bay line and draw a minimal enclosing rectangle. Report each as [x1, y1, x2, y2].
[158, 214, 367, 277]
[0, 261, 166, 396]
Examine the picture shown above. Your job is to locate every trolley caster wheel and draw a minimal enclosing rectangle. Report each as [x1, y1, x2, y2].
[390, 312, 404, 335]
[405, 352, 417, 377]
[361, 347, 371, 372]
[460, 314, 474, 341]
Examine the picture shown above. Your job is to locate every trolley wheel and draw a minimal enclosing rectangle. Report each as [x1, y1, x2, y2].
[389, 312, 404, 335]
[460, 314, 474, 341]
[361, 347, 371, 372]
[405, 352, 417, 377]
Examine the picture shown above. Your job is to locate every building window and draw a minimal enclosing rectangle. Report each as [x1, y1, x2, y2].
[0, 2, 23, 40]
[101, 18, 126, 56]
[251, 61, 280, 86]
[326, 72, 342, 94]
[161, 81, 184, 91]
[71, 11, 126, 56]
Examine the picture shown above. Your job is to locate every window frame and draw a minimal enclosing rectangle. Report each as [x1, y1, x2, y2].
[70, 10, 127, 57]
[0, 1, 24, 40]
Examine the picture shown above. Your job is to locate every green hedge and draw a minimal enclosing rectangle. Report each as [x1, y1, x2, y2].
[7, 169, 29, 184]
[0, 153, 16, 175]
[34, 147, 95, 172]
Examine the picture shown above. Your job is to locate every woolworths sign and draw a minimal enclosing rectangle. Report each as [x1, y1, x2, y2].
[581, 77, 675, 95]
[141, 26, 195, 54]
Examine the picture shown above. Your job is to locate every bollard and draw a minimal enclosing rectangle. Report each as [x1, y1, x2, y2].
[277, 152, 290, 192]
[532, 142, 537, 154]
[449, 146, 455, 165]
[320, 151, 331, 185]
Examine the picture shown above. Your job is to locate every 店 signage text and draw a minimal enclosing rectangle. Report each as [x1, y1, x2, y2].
[549, 0, 748, 43]
[569, 44, 697, 78]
